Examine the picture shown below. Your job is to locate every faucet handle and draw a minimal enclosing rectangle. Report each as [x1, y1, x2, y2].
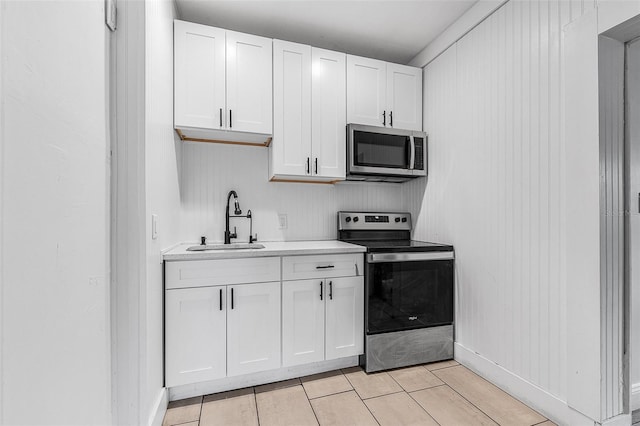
[249, 233, 258, 244]
[230, 226, 237, 239]
[201, 236, 206, 245]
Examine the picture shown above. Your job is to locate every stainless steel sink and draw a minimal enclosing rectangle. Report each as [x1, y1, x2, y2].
[186, 243, 265, 251]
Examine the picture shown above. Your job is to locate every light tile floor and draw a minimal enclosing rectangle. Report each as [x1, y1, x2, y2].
[163, 360, 557, 426]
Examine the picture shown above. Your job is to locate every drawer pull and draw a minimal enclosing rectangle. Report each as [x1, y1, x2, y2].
[329, 281, 333, 300]
[316, 265, 335, 269]
[320, 281, 323, 300]
[219, 288, 223, 311]
[231, 288, 234, 309]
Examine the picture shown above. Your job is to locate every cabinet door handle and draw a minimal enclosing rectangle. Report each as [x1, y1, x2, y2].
[231, 287, 234, 309]
[316, 265, 335, 269]
[306, 157, 310, 174]
[390, 111, 393, 127]
[320, 281, 323, 301]
[219, 288, 223, 310]
[382, 111, 386, 126]
[229, 109, 232, 128]
[314, 158, 318, 175]
[219, 108, 223, 128]
[329, 281, 333, 300]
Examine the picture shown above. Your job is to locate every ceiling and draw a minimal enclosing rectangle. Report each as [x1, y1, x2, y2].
[175, 1, 477, 64]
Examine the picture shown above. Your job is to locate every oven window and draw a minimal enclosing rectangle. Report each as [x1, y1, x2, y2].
[353, 131, 410, 169]
[366, 259, 453, 334]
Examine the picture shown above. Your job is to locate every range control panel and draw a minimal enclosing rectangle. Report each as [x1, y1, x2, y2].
[338, 211, 411, 231]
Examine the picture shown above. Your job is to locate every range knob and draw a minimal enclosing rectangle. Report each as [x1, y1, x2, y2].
[345, 216, 351, 223]
[395, 217, 401, 223]
[353, 216, 359, 222]
[401, 217, 407, 223]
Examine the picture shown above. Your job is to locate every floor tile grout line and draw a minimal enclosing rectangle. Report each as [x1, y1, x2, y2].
[440, 382, 501, 425]
[406, 387, 444, 426]
[253, 387, 261, 426]
[299, 379, 321, 426]
[359, 392, 382, 426]
[308, 388, 356, 401]
[198, 396, 203, 424]
[531, 420, 550, 426]
[361, 389, 406, 401]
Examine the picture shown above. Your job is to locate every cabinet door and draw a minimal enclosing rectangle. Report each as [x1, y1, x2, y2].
[272, 40, 312, 177]
[227, 281, 281, 376]
[282, 279, 325, 366]
[386, 63, 422, 131]
[174, 20, 226, 130]
[226, 31, 273, 134]
[346, 55, 386, 127]
[165, 287, 226, 387]
[325, 276, 364, 360]
[311, 48, 346, 179]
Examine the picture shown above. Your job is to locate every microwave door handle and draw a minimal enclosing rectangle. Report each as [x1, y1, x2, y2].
[409, 136, 416, 170]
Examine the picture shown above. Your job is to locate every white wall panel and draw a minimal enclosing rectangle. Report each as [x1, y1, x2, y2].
[598, 35, 625, 420]
[145, 0, 180, 423]
[180, 143, 402, 243]
[404, 0, 597, 419]
[627, 37, 640, 411]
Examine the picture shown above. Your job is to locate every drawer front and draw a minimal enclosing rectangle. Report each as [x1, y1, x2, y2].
[166, 257, 280, 289]
[282, 254, 363, 281]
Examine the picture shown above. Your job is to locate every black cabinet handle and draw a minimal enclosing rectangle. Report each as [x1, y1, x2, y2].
[390, 111, 393, 127]
[316, 265, 335, 269]
[229, 109, 232, 128]
[219, 108, 223, 127]
[320, 281, 323, 300]
[314, 158, 318, 175]
[329, 281, 333, 300]
[383, 111, 386, 126]
[231, 287, 234, 309]
[219, 288, 223, 310]
[306, 157, 310, 174]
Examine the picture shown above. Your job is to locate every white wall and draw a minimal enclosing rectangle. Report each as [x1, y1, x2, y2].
[404, 0, 603, 423]
[628, 37, 640, 411]
[0, 1, 111, 424]
[145, 0, 181, 423]
[179, 143, 403, 243]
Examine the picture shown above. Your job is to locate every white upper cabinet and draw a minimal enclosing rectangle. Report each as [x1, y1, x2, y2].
[174, 21, 226, 130]
[226, 31, 273, 134]
[174, 20, 273, 146]
[386, 63, 422, 131]
[347, 55, 387, 127]
[272, 40, 312, 177]
[312, 48, 346, 180]
[271, 40, 346, 182]
[347, 55, 422, 131]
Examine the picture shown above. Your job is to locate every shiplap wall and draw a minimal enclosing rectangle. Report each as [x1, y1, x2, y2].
[598, 35, 625, 419]
[179, 142, 402, 243]
[404, 0, 597, 413]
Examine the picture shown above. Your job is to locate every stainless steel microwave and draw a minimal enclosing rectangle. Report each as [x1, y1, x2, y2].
[346, 124, 427, 182]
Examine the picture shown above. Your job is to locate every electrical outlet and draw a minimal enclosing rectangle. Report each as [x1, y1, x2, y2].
[278, 213, 288, 230]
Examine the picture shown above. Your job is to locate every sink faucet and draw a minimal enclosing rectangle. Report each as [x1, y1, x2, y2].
[225, 190, 242, 244]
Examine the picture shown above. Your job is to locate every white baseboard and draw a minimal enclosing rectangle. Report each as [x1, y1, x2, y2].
[454, 343, 594, 426]
[148, 388, 169, 426]
[632, 383, 640, 411]
[169, 356, 359, 401]
[601, 413, 631, 426]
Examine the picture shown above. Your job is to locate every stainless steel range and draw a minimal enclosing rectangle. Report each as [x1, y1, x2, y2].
[338, 211, 454, 373]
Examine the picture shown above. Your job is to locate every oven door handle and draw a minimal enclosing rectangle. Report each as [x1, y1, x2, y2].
[367, 252, 454, 263]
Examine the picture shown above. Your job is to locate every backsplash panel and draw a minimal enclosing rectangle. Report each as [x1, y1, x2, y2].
[180, 141, 402, 243]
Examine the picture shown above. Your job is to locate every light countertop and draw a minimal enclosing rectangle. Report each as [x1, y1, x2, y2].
[163, 240, 366, 261]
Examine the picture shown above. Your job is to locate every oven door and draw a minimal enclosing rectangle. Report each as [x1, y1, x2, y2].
[365, 252, 454, 335]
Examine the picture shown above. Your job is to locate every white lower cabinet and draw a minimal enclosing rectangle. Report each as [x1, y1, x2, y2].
[282, 275, 364, 367]
[165, 286, 227, 387]
[325, 277, 364, 360]
[227, 281, 281, 376]
[282, 279, 326, 366]
[165, 253, 364, 388]
[165, 279, 281, 387]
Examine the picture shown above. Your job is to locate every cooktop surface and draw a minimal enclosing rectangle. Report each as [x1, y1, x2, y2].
[344, 239, 453, 253]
